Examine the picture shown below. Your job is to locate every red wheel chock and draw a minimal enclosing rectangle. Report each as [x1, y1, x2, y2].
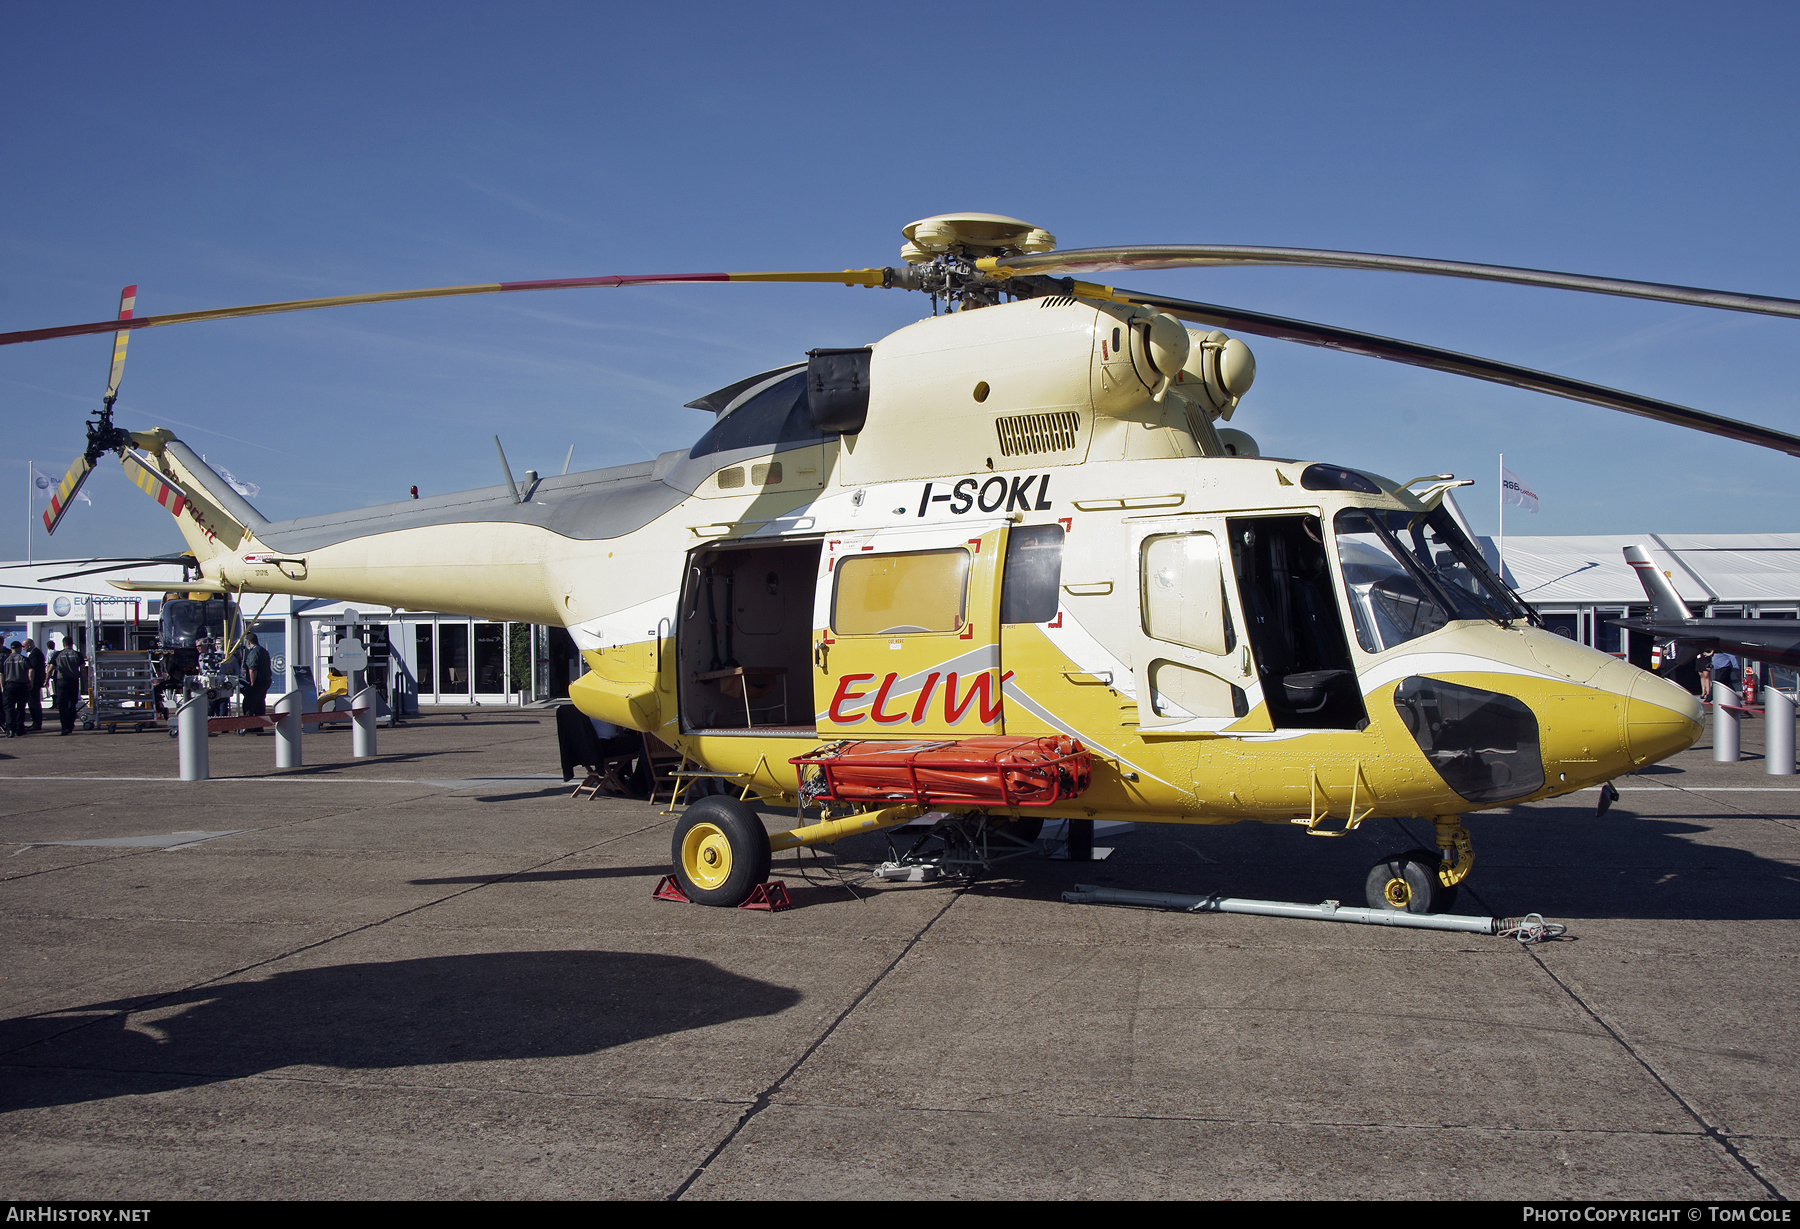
[738, 881, 793, 912]
[650, 876, 792, 912]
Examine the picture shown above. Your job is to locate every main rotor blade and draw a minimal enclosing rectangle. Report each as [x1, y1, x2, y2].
[0, 269, 893, 348]
[28, 553, 194, 582]
[989, 246, 1800, 321]
[1072, 280, 1800, 457]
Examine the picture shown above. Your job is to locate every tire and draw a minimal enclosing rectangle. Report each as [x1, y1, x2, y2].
[671, 795, 772, 907]
[1365, 848, 1444, 914]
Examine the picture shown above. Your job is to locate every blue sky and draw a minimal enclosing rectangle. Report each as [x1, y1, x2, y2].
[3, 1, 1797, 565]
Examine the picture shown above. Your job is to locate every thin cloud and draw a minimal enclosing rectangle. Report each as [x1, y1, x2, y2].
[115, 407, 293, 456]
[452, 175, 590, 231]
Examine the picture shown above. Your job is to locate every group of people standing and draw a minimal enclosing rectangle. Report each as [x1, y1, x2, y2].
[1, 632, 273, 738]
[2, 637, 87, 737]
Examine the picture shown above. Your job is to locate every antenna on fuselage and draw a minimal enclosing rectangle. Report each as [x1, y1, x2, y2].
[494, 435, 521, 504]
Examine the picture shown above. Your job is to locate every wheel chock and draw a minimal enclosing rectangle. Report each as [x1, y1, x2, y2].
[651, 876, 793, 912]
[738, 881, 793, 912]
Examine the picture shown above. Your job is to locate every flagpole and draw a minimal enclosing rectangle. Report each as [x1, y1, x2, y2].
[1497, 453, 1504, 580]
[25, 460, 31, 566]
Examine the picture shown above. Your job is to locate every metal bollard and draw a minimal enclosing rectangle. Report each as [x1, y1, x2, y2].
[1713, 683, 1741, 763]
[176, 693, 210, 781]
[270, 690, 303, 768]
[351, 686, 378, 758]
[1767, 686, 1796, 776]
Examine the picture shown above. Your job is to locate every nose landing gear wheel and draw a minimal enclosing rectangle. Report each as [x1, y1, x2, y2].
[671, 795, 772, 907]
[1365, 848, 1455, 914]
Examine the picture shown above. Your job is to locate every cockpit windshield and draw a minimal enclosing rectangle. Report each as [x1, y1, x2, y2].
[1333, 507, 1533, 653]
[159, 598, 231, 650]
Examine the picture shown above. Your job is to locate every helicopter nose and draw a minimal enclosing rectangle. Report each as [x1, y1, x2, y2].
[1623, 669, 1704, 766]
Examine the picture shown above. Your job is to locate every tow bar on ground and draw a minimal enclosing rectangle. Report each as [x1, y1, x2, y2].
[1061, 885, 1565, 942]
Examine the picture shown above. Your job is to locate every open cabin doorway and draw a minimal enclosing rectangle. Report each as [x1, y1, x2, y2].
[678, 538, 821, 735]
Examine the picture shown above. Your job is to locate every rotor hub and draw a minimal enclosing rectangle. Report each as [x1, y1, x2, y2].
[895, 216, 1057, 313]
[900, 213, 1055, 265]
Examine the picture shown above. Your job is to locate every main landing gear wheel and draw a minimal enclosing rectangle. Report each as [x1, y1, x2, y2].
[671, 795, 772, 907]
[1365, 849, 1455, 914]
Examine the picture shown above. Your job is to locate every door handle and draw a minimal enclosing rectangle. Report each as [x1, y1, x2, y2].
[813, 641, 829, 672]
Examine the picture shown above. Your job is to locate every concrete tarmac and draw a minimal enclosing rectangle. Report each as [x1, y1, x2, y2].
[1, 706, 1795, 1200]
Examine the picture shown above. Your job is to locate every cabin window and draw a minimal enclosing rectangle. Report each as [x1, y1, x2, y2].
[1000, 524, 1065, 624]
[1140, 532, 1234, 657]
[1148, 660, 1241, 719]
[833, 550, 968, 635]
[690, 371, 836, 459]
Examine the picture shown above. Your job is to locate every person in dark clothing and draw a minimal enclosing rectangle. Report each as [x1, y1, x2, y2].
[49, 638, 86, 735]
[2, 643, 30, 738]
[1713, 650, 1741, 694]
[239, 633, 272, 734]
[24, 638, 45, 731]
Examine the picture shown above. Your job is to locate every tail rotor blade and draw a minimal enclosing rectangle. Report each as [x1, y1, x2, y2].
[41, 455, 95, 536]
[105, 284, 137, 401]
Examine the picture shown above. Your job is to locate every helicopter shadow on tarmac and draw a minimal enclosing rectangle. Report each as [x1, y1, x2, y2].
[815, 794, 1800, 924]
[0, 950, 801, 1112]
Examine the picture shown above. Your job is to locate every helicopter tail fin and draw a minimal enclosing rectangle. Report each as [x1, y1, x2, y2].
[119, 430, 270, 565]
[1623, 544, 1693, 624]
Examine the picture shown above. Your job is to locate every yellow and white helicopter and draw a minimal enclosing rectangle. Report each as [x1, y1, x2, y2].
[12, 213, 1800, 912]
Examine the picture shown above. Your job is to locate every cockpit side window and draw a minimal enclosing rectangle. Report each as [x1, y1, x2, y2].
[1333, 507, 1531, 654]
[690, 372, 838, 459]
[1333, 509, 1451, 652]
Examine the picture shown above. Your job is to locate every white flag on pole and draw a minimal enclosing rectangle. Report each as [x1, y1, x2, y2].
[29, 462, 89, 507]
[1501, 466, 1540, 513]
[206, 459, 260, 499]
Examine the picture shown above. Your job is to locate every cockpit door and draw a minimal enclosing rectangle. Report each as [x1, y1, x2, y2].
[1128, 517, 1259, 730]
[813, 524, 1008, 738]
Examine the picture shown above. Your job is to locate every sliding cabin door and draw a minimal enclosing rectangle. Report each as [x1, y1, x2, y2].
[812, 526, 1008, 738]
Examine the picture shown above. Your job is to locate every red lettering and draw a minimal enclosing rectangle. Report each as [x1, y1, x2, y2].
[828, 673, 876, 724]
[942, 670, 1014, 726]
[910, 672, 941, 723]
[869, 673, 909, 725]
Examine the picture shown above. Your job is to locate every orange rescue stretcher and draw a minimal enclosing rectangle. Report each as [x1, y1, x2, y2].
[790, 735, 1092, 808]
